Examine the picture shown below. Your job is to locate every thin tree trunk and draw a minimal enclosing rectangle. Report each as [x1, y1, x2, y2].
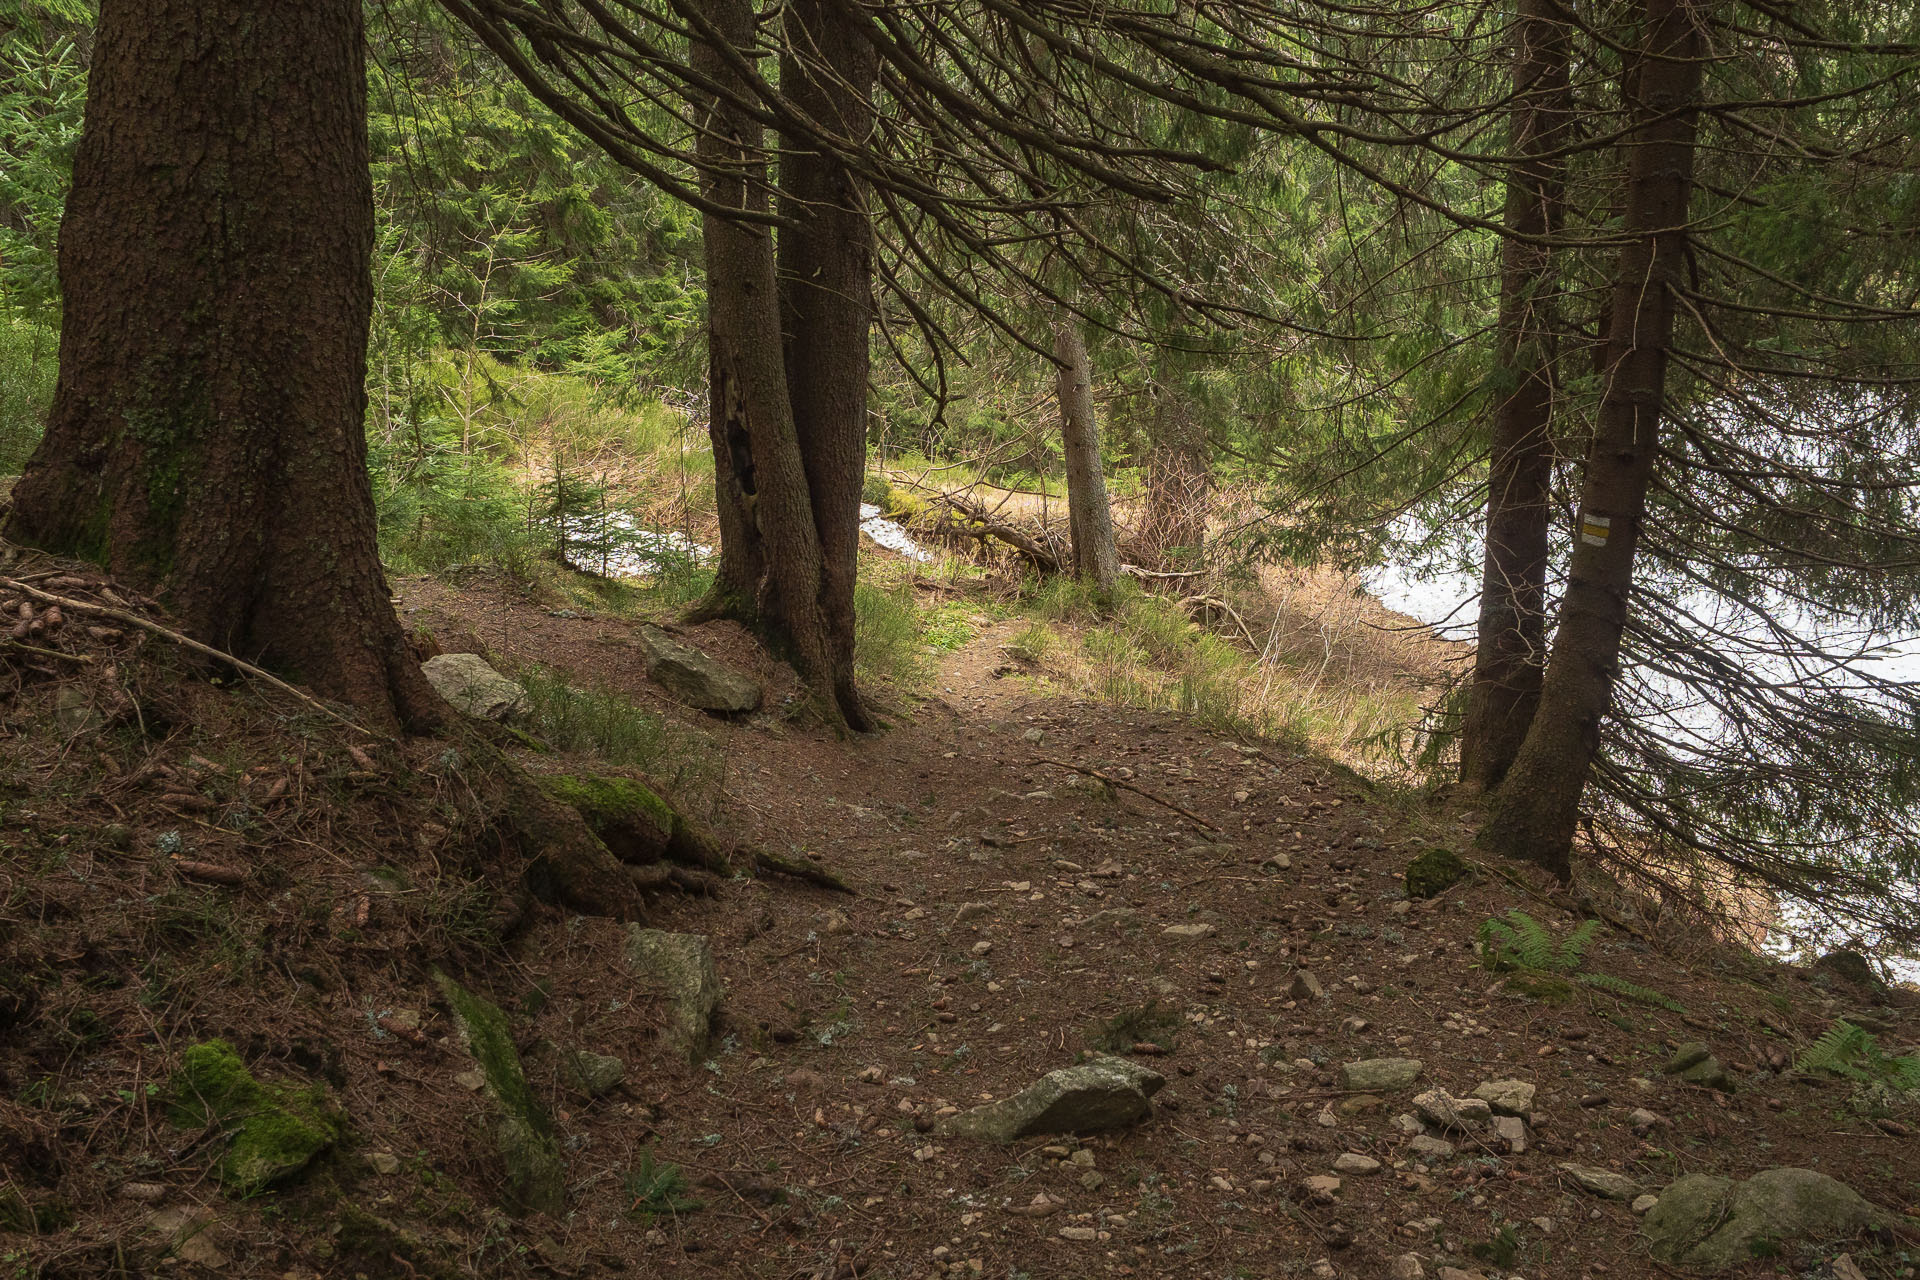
[1144, 368, 1210, 569]
[778, 0, 877, 731]
[4, 0, 440, 731]
[1459, 0, 1573, 792]
[1475, 0, 1708, 878]
[1054, 308, 1121, 590]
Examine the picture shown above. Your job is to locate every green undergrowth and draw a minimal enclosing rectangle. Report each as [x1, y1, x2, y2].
[1479, 909, 1685, 1012]
[1015, 575, 1420, 758]
[516, 667, 724, 814]
[854, 558, 995, 695]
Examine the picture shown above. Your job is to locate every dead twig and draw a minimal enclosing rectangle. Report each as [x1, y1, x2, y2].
[0, 575, 375, 738]
[1030, 756, 1221, 831]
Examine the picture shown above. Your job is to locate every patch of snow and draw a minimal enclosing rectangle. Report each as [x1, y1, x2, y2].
[860, 502, 934, 562]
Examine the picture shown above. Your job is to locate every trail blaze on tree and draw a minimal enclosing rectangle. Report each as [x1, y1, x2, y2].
[5, 0, 441, 731]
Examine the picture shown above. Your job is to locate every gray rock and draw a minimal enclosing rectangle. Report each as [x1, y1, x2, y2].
[1491, 1115, 1527, 1153]
[953, 901, 995, 925]
[1289, 970, 1327, 1001]
[1162, 923, 1216, 940]
[1632, 1194, 1659, 1216]
[434, 972, 565, 1214]
[1414, 1089, 1489, 1131]
[1662, 1041, 1732, 1091]
[1387, 1256, 1426, 1280]
[1471, 1078, 1535, 1116]
[1643, 1168, 1877, 1269]
[942, 1056, 1165, 1142]
[1408, 1134, 1455, 1160]
[1628, 1107, 1667, 1133]
[561, 1047, 627, 1097]
[1333, 1153, 1381, 1175]
[422, 653, 529, 722]
[1558, 1163, 1640, 1201]
[625, 927, 722, 1061]
[634, 625, 760, 713]
[1342, 1058, 1423, 1092]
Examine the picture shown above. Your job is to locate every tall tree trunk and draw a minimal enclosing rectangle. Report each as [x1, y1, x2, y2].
[778, 0, 878, 731]
[685, 0, 769, 626]
[1144, 369, 1210, 569]
[686, 0, 856, 731]
[1459, 0, 1573, 793]
[1054, 308, 1121, 590]
[1475, 0, 1707, 878]
[4, 0, 440, 732]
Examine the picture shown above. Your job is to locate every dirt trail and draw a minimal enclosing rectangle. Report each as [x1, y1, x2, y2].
[393, 578, 1920, 1280]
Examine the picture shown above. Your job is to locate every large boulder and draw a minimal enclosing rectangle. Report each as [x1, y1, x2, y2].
[434, 973, 565, 1214]
[1643, 1168, 1878, 1268]
[634, 626, 761, 713]
[422, 653, 529, 723]
[625, 927, 723, 1061]
[944, 1057, 1166, 1142]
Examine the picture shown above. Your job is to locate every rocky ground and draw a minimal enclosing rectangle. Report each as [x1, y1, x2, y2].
[1, 558, 1917, 1279]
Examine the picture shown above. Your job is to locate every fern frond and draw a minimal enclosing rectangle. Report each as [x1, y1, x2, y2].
[1558, 920, 1600, 971]
[1575, 971, 1684, 1012]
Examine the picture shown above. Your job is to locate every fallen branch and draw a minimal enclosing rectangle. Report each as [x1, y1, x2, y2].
[1179, 594, 1262, 651]
[0, 575, 374, 738]
[1031, 756, 1221, 832]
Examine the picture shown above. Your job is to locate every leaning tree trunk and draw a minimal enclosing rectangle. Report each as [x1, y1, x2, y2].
[1475, 0, 1707, 878]
[1459, 0, 1573, 793]
[4, 0, 441, 732]
[777, 0, 879, 731]
[1054, 308, 1121, 590]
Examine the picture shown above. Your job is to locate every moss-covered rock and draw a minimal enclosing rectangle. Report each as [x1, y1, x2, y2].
[1404, 846, 1468, 899]
[1643, 1168, 1879, 1268]
[434, 972, 565, 1215]
[540, 774, 674, 862]
[168, 1039, 339, 1194]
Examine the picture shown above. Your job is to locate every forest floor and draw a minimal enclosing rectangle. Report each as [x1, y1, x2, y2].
[2, 547, 1918, 1280]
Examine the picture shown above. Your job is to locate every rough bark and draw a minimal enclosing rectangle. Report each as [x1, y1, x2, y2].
[777, 0, 879, 731]
[1054, 309, 1121, 590]
[1475, 0, 1708, 879]
[3, 0, 440, 732]
[1459, 0, 1573, 793]
[1144, 372, 1211, 569]
[685, 1, 769, 626]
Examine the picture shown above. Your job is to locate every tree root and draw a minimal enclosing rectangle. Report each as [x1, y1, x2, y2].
[749, 846, 855, 893]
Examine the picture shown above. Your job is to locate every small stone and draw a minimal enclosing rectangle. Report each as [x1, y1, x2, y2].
[1632, 1194, 1659, 1215]
[785, 1069, 827, 1093]
[1435, 1269, 1486, 1280]
[366, 1151, 402, 1176]
[1162, 923, 1217, 940]
[1057, 1226, 1097, 1242]
[942, 1056, 1165, 1142]
[1079, 1171, 1105, 1190]
[1492, 1115, 1527, 1153]
[562, 1048, 627, 1098]
[1303, 1174, 1342, 1199]
[1628, 1107, 1667, 1133]
[455, 1070, 486, 1092]
[421, 653, 530, 722]
[1408, 1135, 1455, 1160]
[1022, 727, 1045, 743]
[1413, 1089, 1488, 1131]
[1471, 1079, 1535, 1116]
[1333, 1153, 1381, 1175]
[1310, 1261, 1337, 1279]
[1387, 1256, 1426, 1280]
[1341, 1058, 1422, 1092]
[953, 902, 994, 924]
[1530, 1216, 1554, 1234]
[1558, 1162, 1640, 1201]
[1290, 970, 1327, 1001]
[821, 909, 853, 935]
[971, 940, 993, 955]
